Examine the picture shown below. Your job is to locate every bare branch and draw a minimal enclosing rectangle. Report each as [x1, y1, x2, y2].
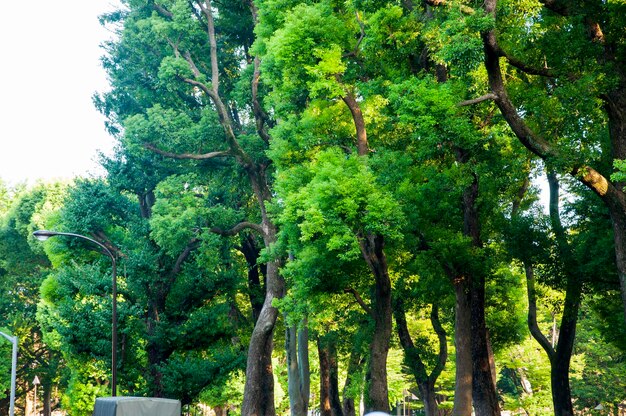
[211, 221, 265, 236]
[184, 51, 202, 79]
[344, 287, 373, 316]
[457, 93, 497, 107]
[197, 0, 220, 94]
[144, 143, 231, 160]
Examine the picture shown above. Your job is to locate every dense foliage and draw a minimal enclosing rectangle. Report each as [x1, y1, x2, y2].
[1, 0, 626, 415]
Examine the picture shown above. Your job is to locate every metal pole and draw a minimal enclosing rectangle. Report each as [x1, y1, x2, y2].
[10, 336, 17, 416]
[33, 230, 118, 396]
[111, 257, 117, 397]
[0, 331, 17, 416]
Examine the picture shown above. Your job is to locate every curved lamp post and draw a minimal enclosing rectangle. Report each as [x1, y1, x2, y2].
[0, 331, 17, 416]
[33, 230, 118, 397]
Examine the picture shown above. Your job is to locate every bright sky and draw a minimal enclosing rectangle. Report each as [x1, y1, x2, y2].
[0, 1, 122, 186]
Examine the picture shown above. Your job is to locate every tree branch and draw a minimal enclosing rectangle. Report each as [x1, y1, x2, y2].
[247, 0, 272, 145]
[504, 53, 557, 78]
[480, 2, 622, 204]
[211, 221, 265, 236]
[144, 143, 231, 160]
[170, 238, 201, 277]
[151, 0, 173, 18]
[343, 11, 366, 58]
[429, 304, 448, 382]
[197, 0, 220, 94]
[341, 89, 369, 156]
[457, 93, 497, 107]
[525, 261, 556, 361]
[251, 56, 272, 144]
[344, 287, 373, 316]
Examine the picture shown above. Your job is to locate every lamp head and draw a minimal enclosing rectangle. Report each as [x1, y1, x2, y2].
[32, 230, 57, 241]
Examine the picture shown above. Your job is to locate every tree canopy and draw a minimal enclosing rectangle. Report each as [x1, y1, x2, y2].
[1, 0, 626, 415]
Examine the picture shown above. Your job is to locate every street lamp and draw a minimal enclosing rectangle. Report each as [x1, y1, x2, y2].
[33, 230, 118, 397]
[0, 330, 17, 416]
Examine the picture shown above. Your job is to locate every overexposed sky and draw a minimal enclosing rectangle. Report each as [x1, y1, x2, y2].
[0, 1, 122, 186]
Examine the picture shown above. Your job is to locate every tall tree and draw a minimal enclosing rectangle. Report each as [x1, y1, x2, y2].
[98, 1, 283, 413]
[470, 0, 626, 323]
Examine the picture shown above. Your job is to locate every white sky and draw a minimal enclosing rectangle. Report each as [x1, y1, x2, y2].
[0, 1, 122, 186]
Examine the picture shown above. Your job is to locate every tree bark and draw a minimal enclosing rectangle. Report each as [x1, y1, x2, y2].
[43, 382, 52, 416]
[358, 233, 392, 413]
[460, 174, 500, 416]
[546, 172, 580, 416]
[241, 233, 264, 323]
[287, 321, 310, 416]
[394, 297, 447, 416]
[470, 272, 500, 416]
[452, 277, 473, 416]
[318, 336, 343, 416]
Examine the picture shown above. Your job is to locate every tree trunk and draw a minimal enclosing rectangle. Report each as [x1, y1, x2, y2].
[146, 295, 167, 397]
[452, 277, 473, 416]
[43, 383, 52, 416]
[318, 336, 343, 416]
[241, 233, 264, 323]
[461, 174, 500, 416]
[394, 297, 447, 416]
[342, 346, 364, 416]
[287, 320, 310, 416]
[547, 172, 581, 416]
[241, 257, 283, 416]
[241, 169, 285, 416]
[418, 381, 440, 416]
[470, 273, 500, 416]
[358, 233, 392, 413]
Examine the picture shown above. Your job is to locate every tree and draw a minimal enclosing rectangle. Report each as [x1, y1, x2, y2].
[470, 0, 626, 325]
[98, 1, 284, 413]
[0, 183, 67, 416]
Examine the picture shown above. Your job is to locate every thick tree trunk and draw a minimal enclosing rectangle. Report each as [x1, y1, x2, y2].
[241, 168, 285, 416]
[43, 383, 52, 416]
[461, 175, 500, 416]
[318, 336, 343, 416]
[241, 256, 283, 416]
[418, 381, 440, 416]
[452, 277, 473, 416]
[470, 273, 500, 416]
[358, 233, 392, 413]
